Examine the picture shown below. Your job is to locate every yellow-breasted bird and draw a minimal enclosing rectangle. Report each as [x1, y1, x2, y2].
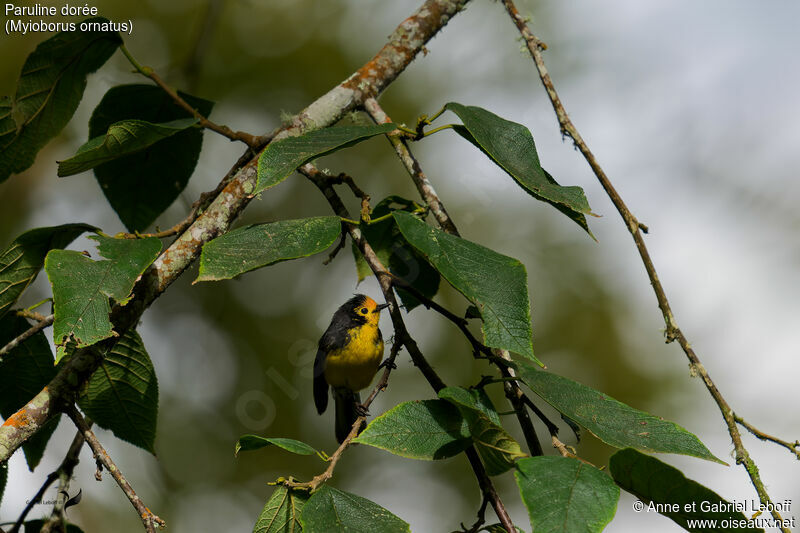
[314, 294, 389, 443]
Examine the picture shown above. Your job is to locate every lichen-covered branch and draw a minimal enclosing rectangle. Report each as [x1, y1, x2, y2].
[500, 0, 789, 529]
[0, 0, 471, 465]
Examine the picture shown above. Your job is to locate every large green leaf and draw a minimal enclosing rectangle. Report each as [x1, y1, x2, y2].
[196, 216, 341, 282]
[0, 224, 94, 318]
[58, 118, 199, 176]
[393, 211, 538, 363]
[44, 235, 161, 361]
[255, 123, 396, 194]
[0, 313, 60, 470]
[351, 196, 440, 311]
[87, 84, 214, 231]
[610, 449, 763, 532]
[77, 329, 158, 453]
[235, 435, 318, 457]
[515, 456, 619, 533]
[353, 399, 471, 460]
[513, 360, 723, 463]
[253, 486, 309, 533]
[299, 485, 409, 533]
[438, 387, 526, 475]
[0, 19, 121, 183]
[443, 102, 593, 235]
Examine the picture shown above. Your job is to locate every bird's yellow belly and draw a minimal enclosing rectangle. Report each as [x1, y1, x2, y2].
[324, 326, 383, 391]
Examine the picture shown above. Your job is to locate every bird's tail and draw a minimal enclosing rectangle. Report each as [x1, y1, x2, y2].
[334, 389, 361, 443]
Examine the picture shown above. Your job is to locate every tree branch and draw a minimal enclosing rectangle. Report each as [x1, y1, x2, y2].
[285, 340, 403, 492]
[363, 98, 544, 456]
[0, 0, 472, 466]
[9, 428, 84, 533]
[734, 414, 800, 460]
[120, 44, 264, 149]
[66, 408, 164, 533]
[0, 314, 53, 362]
[501, 0, 789, 529]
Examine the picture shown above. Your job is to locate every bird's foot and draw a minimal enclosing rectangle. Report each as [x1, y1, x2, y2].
[355, 403, 369, 417]
[377, 358, 397, 370]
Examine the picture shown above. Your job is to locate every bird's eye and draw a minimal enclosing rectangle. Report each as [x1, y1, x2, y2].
[360, 307, 369, 314]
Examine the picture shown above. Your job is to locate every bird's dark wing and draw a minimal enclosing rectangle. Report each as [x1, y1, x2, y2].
[313, 347, 329, 414]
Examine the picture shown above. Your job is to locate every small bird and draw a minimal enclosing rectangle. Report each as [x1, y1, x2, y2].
[314, 294, 389, 443]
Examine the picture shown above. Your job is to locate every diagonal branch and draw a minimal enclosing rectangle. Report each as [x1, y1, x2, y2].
[0, 314, 53, 362]
[285, 340, 403, 492]
[734, 414, 800, 460]
[501, 0, 789, 529]
[0, 0, 472, 466]
[66, 407, 164, 533]
[364, 97, 544, 456]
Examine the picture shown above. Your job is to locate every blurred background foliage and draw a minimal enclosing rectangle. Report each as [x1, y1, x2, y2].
[1, 1, 798, 531]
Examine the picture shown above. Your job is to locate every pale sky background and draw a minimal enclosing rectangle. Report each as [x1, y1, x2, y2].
[1, 1, 798, 532]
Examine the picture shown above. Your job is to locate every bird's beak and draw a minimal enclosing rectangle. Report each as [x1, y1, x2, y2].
[375, 303, 389, 312]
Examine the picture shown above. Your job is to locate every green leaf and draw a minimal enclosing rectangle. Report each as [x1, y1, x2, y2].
[0, 19, 121, 183]
[253, 485, 310, 533]
[58, 117, 199, 176]
[77, 329, 158, 453]
[196, 216, 342, 282]
[513, 360, 724, 463]
[300, 485, 409, 533]
[255, 123, 396, 195]
[45, 235, 161, 361]
[610, 449, 763, 532]
[235, 435, 318, 457]
[443, 103, 594, 236]
[23, 519, 84, 533]
[87, 84, 214, 231]
[351, 196, 439, 311]
[439, 387, 526, 475]
[0, 313, 61, 470]
[515, 456, 619, 533]
[0, 224, 95, 318]
[353, 399, 471, 460]
[393, 211, 538, 363]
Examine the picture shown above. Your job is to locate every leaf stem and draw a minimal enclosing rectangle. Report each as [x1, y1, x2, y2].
[118, 44, 264, 149]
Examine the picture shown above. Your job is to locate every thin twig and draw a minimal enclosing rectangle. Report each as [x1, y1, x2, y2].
[459, 494, 489, 533]
[120, 44, 262, 149]
[285, 340, 403, 492]
[519, 393, 559, 437]
[0, 314, 54, 361]
[501, 1, 789, 529]
[66, 407, 164, 532]
[364, 98, 459, 235]
[116, 149, 256, 240]
[322, 230, 348, 266]
[735, 414, 800, 460]
[15, 309, 48, 322]
[10, 428, 85, 533]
